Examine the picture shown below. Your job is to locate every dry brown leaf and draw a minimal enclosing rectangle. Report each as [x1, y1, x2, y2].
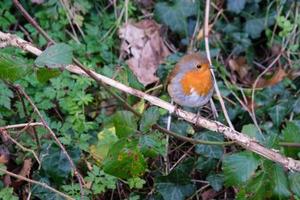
[196, 24, 213, 41]
[201, 188, 218, 200]
[16, 158, 32, 182]
[119, 19, 171, 86]
[228, 57, 250, 80]
[256, 68, 287, 88]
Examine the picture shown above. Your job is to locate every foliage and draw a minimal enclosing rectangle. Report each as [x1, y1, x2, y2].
[0, 0, 300, 199]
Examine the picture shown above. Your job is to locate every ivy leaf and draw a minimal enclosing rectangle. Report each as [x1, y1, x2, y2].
[35, 43, 73, 68]
[155, 173, 195, 200]
[140, 106, 160, 132]
[244, 18, 265, 39]
[154, 0, 199, 35]
[103, 139, 147, 179]
[288, 172, 300, 196]
[0, 81, 13, 109]
[40, 143, 81, 183]
[241, 124, 264, 143]
[113, 111, 137, 138]
[36, 68, 61, 83]
[223, 151, 260, 186]
[0, 52, 29, 82]
[271, 164, 291, 198]
[206, 174, 224, 192]
[227, 0, 246, 14]
[139, 134, 165, 158]
[194, 131, 224, 159]
[195, 157, 218, 175]
[282, 122, 300, 158]
[170, 120, 194, 136]
[268, 101, 290, 127]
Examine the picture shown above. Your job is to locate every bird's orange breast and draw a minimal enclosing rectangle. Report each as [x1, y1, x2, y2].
[180, 69, 213, 96]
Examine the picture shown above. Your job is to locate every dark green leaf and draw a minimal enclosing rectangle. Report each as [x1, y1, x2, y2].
[268, 101, 289, 127]
[206, 174, 223, 192]
[31, 177, 65, 200]
[40, 143, 81, 183]
[35, 43, 73, 68]
[271, 165, 291, 198]
[288, 172, 300, 196]
[282, 122, 300, 157]
[103, 139, 147, 179]
[36, 68, 61, 83]
[140, 107, 160, 132]
[155, 168, 194, 200]
[223, 151, 260, 186]
[195, 132, 224, 159]
[0, 53, 29, 82]
[0, 81, 13, 109]
[139, 134, 165, 158]
[227, 0, 246, 13]
[244, 18, 265, 39]
[241, 124, 264, 143]
[113, 111, 137, 138]
[195, 157, 218, 175]
[170, 120, 194, 136]
[154, 0, 199, 35]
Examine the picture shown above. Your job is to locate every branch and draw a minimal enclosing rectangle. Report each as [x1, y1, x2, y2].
[1, 31, 300, 172]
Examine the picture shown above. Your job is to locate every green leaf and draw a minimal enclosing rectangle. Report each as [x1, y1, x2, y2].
[103, 139, 147, 179]
[113, 111, 137, 138]
[171, 120, 194, 136]
[244, 18, 265, 39]
[0, 81, 13, 109]
[241, 124, 264, 143]
[155, 163, 195, 200]
[195, 131, 224, 159]
[206, 174, 223, 192]
[154, 0, 199, 35]
[282, 122, 300, 157]
[288, 172, 300, 196]
[139, 134, 165, 158]
[128, 177, 146, 189]
[227, 0, 246, 14]
[0, 187, 18, 200]
[271, 165, 291, 198]
[35, 43, 73, 68]
[40, 143, 81, 183]
[195, 157, 218, 175]
[31, 177, 65, 200]
[36, 68, 61, 83]
[0, 52, 29, 82]
[90, 126, 119, 162]
[140, 106, 160, 132]
[223, 151, 260, 186]
[268, 101, 289, 127]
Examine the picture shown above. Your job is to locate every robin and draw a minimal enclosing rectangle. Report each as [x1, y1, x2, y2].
[167, 53, 214, 108]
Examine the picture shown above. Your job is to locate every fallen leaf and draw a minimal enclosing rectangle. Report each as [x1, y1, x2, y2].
[228, 57, 250, 80]
[201, 188, 218, 200]
[196, 24, 213, 41]
[119, 19, 171, 86]
[256, 68, 287, 88]
[0, 145, 10, 164]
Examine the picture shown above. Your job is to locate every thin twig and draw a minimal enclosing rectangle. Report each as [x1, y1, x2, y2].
[14, 85, 85, 196]
[0, 122, 43, 129]
[0, 167, 74, 200]
[204, 0, 234, 130]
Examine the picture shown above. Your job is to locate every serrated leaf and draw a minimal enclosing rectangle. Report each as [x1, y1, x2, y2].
[244, 18, 265, 39]
[0, 53, 29, 82]
[227, 0, 246, 13]
[271, 165, 291, 198]
[103, 139, 146, 179]
[154, 0, 199, 35]
[282, 122, 300, 157]
[288, 172, 300, 196]
[195, 132, 224, 159]
[36, 68, 61, 83]
[241, 124, 264, 143]
[35, 43, 73, 68]
[223, 151, 260, 186]
[140, 107, 160, 132]
[113, 111, 137, 138]
[206, 174, 223, 192]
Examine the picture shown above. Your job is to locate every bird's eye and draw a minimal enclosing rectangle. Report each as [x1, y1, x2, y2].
[196, 64, 202, 69]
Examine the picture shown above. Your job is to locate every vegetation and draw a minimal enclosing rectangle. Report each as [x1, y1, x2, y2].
[0, 0, 300, 199]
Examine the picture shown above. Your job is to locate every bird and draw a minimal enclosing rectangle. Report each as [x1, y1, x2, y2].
[167, 53, 214, 108]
